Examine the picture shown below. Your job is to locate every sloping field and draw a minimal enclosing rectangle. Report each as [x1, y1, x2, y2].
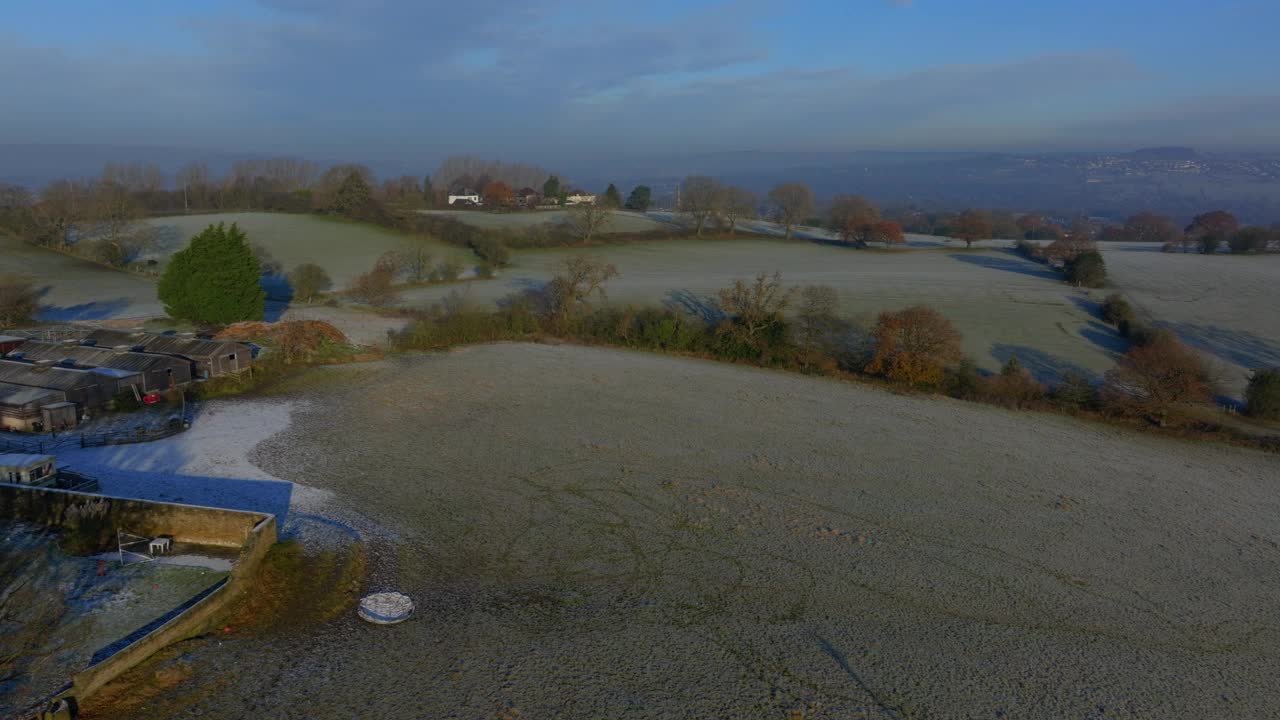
[420, 208, 678, 234]
[401, 240, 1121, 377]
[94, 344, 1280, 719]
[1101, 244, 1280, 399]
[147, 213, 471, 287]
[0, 234, 162, 321]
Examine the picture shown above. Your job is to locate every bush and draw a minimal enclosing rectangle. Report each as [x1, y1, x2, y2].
[288, 263, 332, 303]
[348, 267, 400, 306]
[1102, 334, 1213, 420]
[1127, 324, 1177, 348]
[0, 274, 39, 326]
[1051, 372, 1100, 413]
[946, 357, 982, 399]
[468, 236, 511, 267]
[158, 222, 265, 323]
[1228, 227, 1270, 254]
[475, 262, 495, 279]
[865, 305, 963, 387]
[1101, 293, 1135, 327]
[111, 388, 143, 413]
[975, 356, 1047, 409]
[1245, 368, 1280, 420]
[1064, 250, 1106, 288]
[1198, 234, 1223, 254]
[435, 260, 464, 282]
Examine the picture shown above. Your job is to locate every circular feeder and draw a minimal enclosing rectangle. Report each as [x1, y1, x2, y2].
[358, 591, 414, 625]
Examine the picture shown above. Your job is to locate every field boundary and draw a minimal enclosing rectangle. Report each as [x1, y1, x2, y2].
[3, 486, 277, 719]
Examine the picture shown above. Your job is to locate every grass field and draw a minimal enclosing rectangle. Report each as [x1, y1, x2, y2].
[400, 239, 1123, 380]
[419, 208, 679, 234]
[86, 345, 1280, 719]
[1102, 243, 1280, 399]
[148, 212, 472, 287]
[0, 233, 162, 321]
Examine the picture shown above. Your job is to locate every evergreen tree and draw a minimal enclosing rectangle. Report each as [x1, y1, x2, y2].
[603, 183, 623, 208]
[333, 170, 372, 214]
[542, 175, 562, 202]
[158, 222, 265, 323]
[423, 174, 435, 208]
[625, 185, 652, 211]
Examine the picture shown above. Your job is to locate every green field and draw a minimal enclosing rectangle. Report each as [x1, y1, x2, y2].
[148, 212, 472, 287]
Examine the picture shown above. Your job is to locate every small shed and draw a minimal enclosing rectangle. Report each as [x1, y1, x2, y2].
[41, 401, 78, 431]
[0, 453, 56, 485]
[0, 382, 68, 432]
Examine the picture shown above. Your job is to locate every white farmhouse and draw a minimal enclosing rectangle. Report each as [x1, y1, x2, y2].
[448, 190, 481, 205]
[564, 191, 595, 205]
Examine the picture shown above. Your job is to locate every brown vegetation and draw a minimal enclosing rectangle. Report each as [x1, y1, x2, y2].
[1102, 334, 1214, 422]
[864, 306, 963, 386]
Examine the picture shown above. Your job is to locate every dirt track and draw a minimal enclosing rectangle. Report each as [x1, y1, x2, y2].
[90, 343, 1280, 719]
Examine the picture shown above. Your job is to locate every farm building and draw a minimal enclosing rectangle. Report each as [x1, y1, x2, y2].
[8, 340, 193, 391]
[0, 453, 56, 485]
[0, 336, 27, 355]
[565, 191, 596, 205]
[448, 190, 481, 206]
[84, 330, 253, 379]
[0, 359, 142, 409]
[0, 383, 75, 432]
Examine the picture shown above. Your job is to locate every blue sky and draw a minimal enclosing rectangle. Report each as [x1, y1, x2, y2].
[3, 0, 1278, 164]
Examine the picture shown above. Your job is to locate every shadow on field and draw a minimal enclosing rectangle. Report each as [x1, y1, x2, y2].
[37, 298, 132, 321]
[261, 273, 293, 322]
[664, 289, 725, 324]
[1161, 322, 1280, 369]
[1069, 295, 1103, 319]
[1079, 321, 1130, 355]
[948, 252, 1060, 280]
[991, 344, 1100, 383]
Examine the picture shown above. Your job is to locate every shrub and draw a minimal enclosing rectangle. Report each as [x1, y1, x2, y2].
[1101, 293, 1135, 327]
[158, 222, 265, 324]
[111, 388, 143, 413]
[715, 272, 794, 363]
[1051, 372, 1100, 413]
[288, 263, 332, 303]
[1064, 250, 1106, 287]
[1198, 234, 1223, 254]
[348, 267, 400, 306]
[436, 260, 464, 282]
[946, 357, 982, 399]
[475, 262, 495, 279]
[1102, 334, 1213, 420]
[468, 236, 511, 267]
[1228, 227, 1270, 254]
[1128, 324, 1178, 348]
[1245, 368, 1280, 420]
[865, 305, 963, 387]
[975, 356, 1047, 409]
[0, 274, 39, 326]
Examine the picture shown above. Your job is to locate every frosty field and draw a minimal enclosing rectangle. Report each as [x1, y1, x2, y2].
[402, 239, 1124, 379]
[0, 233, 163, 321]
[1101, 244, 1280, 398]
[147, 212, 471, 287]
[85, 344, 1280, 719]
[420, 208, 678, 234]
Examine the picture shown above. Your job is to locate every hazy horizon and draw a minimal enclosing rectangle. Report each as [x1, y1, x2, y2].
[4, 0, 1279, 165]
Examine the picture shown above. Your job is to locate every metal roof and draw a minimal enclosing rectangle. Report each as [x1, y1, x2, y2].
[0, 359, 104, 391]
[85, 329, 249, 360]
[11, 341, 188, 373]
[0, 381, 66, 406]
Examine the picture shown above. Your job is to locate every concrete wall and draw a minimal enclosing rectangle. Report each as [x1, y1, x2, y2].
[0, 484, 265, 548]
[68, 514, 277, 702]
[1, 485, 277, 717]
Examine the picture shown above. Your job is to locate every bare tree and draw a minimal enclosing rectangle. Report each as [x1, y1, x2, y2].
[767, 183, 815, 240]
[0, 274, 40, 326]
[84, 179, 151, 267]
[566, 200, 614, 244]
[34, 180, 89, 248]
[716, 271, 793, 347]
[546, 256, 618, 324]
[679, 176, 724, 236]
[177, 162, 210, 212]
[721, 187, 757, 235]
[401, 243, 434, 283]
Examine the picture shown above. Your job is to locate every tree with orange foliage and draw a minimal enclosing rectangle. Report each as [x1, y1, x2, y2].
[865, 305, 963, 386]
[828, 194, 879, 245]
[949, 210, 992, 248]
[867, 220, 905, 248]
[1102, 334, 1213, 422]
[483, 180, 514, 207]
